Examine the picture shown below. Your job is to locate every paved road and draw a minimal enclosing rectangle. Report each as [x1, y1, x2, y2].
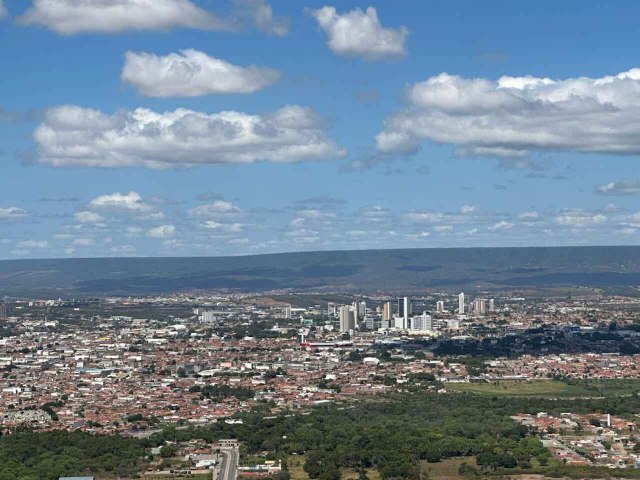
[216, 447, 239, 480]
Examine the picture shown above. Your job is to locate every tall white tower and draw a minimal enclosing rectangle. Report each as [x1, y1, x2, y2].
[458, 293, 465, 314]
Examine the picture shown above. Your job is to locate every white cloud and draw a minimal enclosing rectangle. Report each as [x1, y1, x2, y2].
[233, 0, 288, 36]
[553, 210, 607, 228]
[147, 224, 176, 238]
[0, 207, 28, 219]
[460, 204, 477, 214]
[434, 225, 453, 233]
[89, 191, 153, 212]
[35, 105, 345, 168]
[377, 68, 640, 158]
[0, 1, 7, 17]
[73, 238, 94, 246]
[111, 244, 136, 254]
[18, 240, 49, 249]
[488, 221, 514, 231]
[74, 211, 104, 223]
[201, 221, 244, 233]
[18, 0, 229, 35]
[227, 237, 250, 245]
[309, 6, 408, 61]
[596, 181, 640, 195]
[518, 211, 540, 219]
[122, 49, 280, 97]
[403, 211, 444, 223]
[189, 200, 242, 218]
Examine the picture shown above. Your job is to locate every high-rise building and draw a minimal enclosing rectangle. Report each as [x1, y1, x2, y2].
[364, 317, 375, 330]
[339, 305, 355, 333]
[358, 301, 367, 319]
[436, 300, 445, 313]
[411, 313, 432, 331]
[382, 302, 392, 321]
[488, 299, 495, 312]
[473, 298, 486, 315]
[284, 305, 292, 319]
[458, 293, 465, 314]
[397, 297, 411, 329]
[200, 311, 217, 323]
[0, 303, 7, 320]
[327, 302, 337, 316]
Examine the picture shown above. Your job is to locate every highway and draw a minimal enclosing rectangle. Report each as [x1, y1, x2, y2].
[216, 447, 239, 480]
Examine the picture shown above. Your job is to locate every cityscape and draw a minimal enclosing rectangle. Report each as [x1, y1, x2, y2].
[4, 0, 640, 479]
[2, 287, 640, 478]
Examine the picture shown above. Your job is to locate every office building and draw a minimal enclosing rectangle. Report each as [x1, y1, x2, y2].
[364, 317, 375, 330]
[382, 302, 392, 321]
[436, 300, 445, 313]
[458, 293, 465, 314]
[473, 298, 486, 315]
[339, 305, 355, 333]
[411, 313, 432, 331]
[327, 302, 337, 317]
[358, 301, 367, 319]
[489, 299, 495, 312]
[397, 296, 411, 329]
[284, 305, 292, 319]
[200, 311, 216, 323]
[0, 303, 7, 320]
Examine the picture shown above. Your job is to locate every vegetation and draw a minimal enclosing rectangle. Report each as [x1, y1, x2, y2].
[0, 430, 145, 480]
[447, 378, 640, 397]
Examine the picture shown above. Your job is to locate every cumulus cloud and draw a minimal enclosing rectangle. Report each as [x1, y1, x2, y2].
[309, 6, 408, 60]
[596, 181, 640, 196]
[18, 0, 230, 35]
[553, 209, 607, 228]
[147, 224, 176, 238]
[34, 105, 345, 168]
[0, 207, 28, 219]
[89, 191, 153, 212]
[189, 200, 242, 218]
[122, 49, 280, 97]
[74, 211, 104, 223]
[377, 68, 640, 158]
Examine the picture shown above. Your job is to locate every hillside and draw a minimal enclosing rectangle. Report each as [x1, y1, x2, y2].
[1, 246, 639, 296]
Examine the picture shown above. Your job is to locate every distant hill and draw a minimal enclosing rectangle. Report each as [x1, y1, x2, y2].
[1, 246, 640, 297]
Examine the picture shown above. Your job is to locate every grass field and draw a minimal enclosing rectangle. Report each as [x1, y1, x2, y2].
[446, 379, 640, 398]
[421, 457, 478, 479]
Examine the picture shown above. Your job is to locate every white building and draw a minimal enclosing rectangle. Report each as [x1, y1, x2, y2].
[411, 313, 433, 331]
[200, 311, 217, 323]
[339, 305, 355, 333]
[458, 293, 465, 314]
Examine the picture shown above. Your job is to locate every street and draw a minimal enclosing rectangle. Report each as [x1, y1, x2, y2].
[215, 447, 239, 480]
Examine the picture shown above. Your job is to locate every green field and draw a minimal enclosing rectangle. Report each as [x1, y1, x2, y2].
[446, 379, 640, 397]
[421, 457, 478, 479]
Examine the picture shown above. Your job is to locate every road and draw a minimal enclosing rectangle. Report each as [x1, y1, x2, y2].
[216, 447, 239, 480]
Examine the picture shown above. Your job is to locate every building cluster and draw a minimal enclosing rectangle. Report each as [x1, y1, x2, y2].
[513, 412, 640, 468]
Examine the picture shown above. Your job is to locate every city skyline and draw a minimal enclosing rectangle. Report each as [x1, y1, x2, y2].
[3, 1, 640, 259]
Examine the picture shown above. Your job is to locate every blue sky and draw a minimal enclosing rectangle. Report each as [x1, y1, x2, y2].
[2, 0, 640, 259]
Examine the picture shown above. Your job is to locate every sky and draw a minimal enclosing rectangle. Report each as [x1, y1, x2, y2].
[2, 0, 640, 259]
